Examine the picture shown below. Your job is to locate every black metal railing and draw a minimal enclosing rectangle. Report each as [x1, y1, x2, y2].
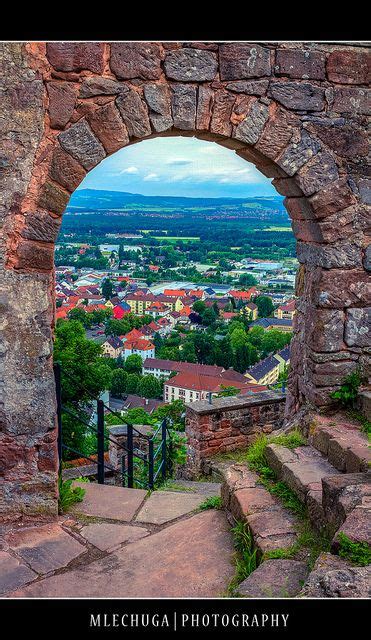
[53, 362, 173, 490]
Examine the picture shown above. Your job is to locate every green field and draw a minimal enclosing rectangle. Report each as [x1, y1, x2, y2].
[152, 236, 200, 243]
[265, 226, 292, 232]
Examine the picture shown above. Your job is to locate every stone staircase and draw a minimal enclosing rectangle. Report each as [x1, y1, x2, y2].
[209, 410, 370, 597]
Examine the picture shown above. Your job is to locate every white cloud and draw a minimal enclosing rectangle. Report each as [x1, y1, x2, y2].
[143, 173, 159, 181]
[120, 166, 139, 174]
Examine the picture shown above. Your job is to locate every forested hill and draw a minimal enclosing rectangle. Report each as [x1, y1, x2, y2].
[66, 189, 286, 215]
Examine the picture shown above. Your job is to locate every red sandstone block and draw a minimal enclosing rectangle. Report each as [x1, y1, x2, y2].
[38, 181, 70, 215]
[346, 445, 371, 473]
[46, 42, 104, 73]
[231, 487, 277, 520]
[15, 240, 54, 271]
[309, 178, 356, 219]
[50, 146, 86, 193]
[327, 49, 370, 85]
[47, 82, 76, 129]
[331, 87, 369, 115]
[87, 102, 129, 154]
[275, 48, 326, 80]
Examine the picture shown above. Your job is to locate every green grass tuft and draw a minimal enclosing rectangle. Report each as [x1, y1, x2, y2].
[58, 477, 85, 514]
[227, 521, 259, 595]
[337, 532, 371, 566]
[198, 496, 223, 511]
[270, 429, 307, 449]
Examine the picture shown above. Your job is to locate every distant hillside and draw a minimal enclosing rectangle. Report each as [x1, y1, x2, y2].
[66, 189, 286, 214]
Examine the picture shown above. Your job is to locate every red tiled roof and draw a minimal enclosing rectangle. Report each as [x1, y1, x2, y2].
[125, 339, 154, 351]
[179, 305, 192, 317]
[164, 289, 186, 297]
[229, 288, 257, 300]
[165, 371, 266, 393]
[278, 300, 296, 312]
[143, 358, 224, 376]
[123, 328, 144, 341]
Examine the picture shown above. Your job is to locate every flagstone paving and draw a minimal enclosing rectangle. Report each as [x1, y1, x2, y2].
[2, 480, 232, 598]
[11, 510, 234, 598]
[71, 482, 147, 521]
[79, 523, 149, 551]
[135, 490, 207, 525]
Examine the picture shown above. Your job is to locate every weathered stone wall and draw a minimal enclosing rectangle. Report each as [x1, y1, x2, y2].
[0, 41, 370, 523]
[185, 392, 286, 474]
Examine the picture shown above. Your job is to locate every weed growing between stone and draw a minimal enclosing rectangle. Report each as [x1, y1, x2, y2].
[330, 370, 362, 407]
[198, 496, 223, 511]
[245, 433, 332, 569]
[58, 476, 86, 514]
[228, 521, 259, 595]
[246, 429, 306, 474]
[337, 532, 371, 566]
[346, 409, 371, 437]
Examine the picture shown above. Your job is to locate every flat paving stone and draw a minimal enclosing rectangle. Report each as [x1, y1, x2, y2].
[238, 559, 309, 598]
[0, 551, 37, 595]
[80, 523, 149, 551]
[135, 490, 205, 525]
[72, 482, 147, 522]
[7, 523, 86, 575]
[12, 510, 235, 598]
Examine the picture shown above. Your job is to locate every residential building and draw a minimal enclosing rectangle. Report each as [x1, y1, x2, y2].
[112, 302, 131, 319]
[102, 336, 124, 358]
[274, 300, 296, 320]
[229, 287, 258, 302]
[109, 394, 165, 415]
[142, 358, 225, 380]
[241, 302, 258, 320]
[249, 318, 293, 332]
[123, 339, 155, 361]
[124, 293, 183, 315]
[245, 355, 281, 386]
[245, 345, 291, 385]
[164, 371, 266, 404]
[221, 311, 239, 323]
[274, 345, 291, 373]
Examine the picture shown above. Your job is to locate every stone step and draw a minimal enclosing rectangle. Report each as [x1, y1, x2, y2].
[321, 472, 371, 530]
[309, 413, 370, 473]
[238, 559, 309, 598]
[300, 551, 371, 598]
[265, 443, 342, 527]
[219, 462, 299, 555]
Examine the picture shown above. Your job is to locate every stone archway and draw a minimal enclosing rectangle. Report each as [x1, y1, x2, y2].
[1, 41, 369, 523]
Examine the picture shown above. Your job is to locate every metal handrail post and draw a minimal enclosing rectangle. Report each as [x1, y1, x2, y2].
[127, 424, 134, 488]
[97, 399, 105, 485]
[148, 439, 154, 490]
[161, 418, 167, 480]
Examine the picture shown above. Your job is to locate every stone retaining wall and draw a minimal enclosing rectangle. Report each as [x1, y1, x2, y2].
[185, 392, 286, 474]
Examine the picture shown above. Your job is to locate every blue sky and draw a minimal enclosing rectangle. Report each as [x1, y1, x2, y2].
[77, 136, 277, 199]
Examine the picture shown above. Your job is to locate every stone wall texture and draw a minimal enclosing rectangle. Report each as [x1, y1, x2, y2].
[0, 41, 370, 523]
[185, 392, 286, 474]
